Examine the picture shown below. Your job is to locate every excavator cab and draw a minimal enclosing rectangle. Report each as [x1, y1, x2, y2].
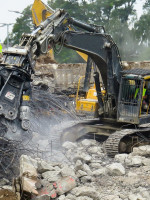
[117, 69, 150, 125]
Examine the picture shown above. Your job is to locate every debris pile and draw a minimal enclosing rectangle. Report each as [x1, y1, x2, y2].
[122, 61, 150, 70]
[9, 140, 150, 200]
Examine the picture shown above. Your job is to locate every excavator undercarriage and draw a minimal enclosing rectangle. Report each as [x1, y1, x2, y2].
[61, 119, 150, 157]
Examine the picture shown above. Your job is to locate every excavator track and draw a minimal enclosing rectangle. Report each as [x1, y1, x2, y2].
[104, 127, 150, 157]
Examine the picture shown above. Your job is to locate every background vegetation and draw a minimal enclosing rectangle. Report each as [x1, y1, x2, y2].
[7, 0, 150, 63]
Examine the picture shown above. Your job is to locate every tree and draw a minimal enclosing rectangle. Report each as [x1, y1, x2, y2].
[134, 12, 150, 46]
[9, 5, 33, 45]
[132, 0, 150, 60]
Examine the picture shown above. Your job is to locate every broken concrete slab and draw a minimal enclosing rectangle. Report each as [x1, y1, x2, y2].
[56, 176, 76, 195]
[20, 155, 37, 178]
[21, 176, 38, 195]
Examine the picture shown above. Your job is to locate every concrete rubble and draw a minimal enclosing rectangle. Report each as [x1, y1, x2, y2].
[0, 140, 148, 200]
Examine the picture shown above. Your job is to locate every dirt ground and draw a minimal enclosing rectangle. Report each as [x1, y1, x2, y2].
[0, 189, 17, 200]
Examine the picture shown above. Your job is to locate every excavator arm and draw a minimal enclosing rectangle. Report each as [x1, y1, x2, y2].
[30, 8, 122, 113]
[31, 0, 88, 62]
[31, 8, 122, 94]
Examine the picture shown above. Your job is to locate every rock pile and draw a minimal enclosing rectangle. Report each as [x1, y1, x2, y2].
[11, 140, 150, 200]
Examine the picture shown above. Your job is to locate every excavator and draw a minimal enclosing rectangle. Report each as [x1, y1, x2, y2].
[0, 0, 150, 157]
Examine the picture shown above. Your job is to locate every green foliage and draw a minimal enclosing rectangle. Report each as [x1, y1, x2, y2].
[134, 11, 150, 46]
[9, 5, 33, 45]
[54, 47, 84, 63]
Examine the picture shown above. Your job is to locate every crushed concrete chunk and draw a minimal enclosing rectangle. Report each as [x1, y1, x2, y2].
[37, 160, 54, 173]
[76, 170, 87, 178]
[71, 186, 99, 199]
[115, 154, 128, 164]
[56, 176, 76, 195]
[92, 168, 106, 176]
[106, 163, 125, 176]
[42, 171, 61, 182]
[62, 141, 77, 150]
[73, 153, 92, 163]
[20, 155, 37, 178]
[81, 139, 97, 147]
[75, 160, 83, 171]
[132, 145, 150, 156]
[61, 166, 76, 178]
[125, 156, 143, 167]
[22, 177, 38, 195]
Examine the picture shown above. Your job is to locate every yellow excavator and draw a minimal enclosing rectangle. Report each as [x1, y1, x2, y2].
[29, 0, 150, 157]
[32, 0, 99, 116]
[2, 0, 150, 157]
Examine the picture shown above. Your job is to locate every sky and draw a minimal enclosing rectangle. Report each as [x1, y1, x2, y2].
[0, 0, 145, 42]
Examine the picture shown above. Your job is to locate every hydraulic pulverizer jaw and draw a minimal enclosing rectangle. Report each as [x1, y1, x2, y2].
[0, 46, 33, 132]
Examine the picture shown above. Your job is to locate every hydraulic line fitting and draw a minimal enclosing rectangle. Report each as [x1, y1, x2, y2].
[20, 95, 31, 131]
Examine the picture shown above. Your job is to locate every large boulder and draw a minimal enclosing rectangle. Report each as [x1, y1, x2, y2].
[55, 176, 76, 195]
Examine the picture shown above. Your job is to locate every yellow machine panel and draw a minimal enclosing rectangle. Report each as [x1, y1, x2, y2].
[32, 0, 53, 26]
[76, 98, 99, 113]
[76, 77, 99, 114]
[86, 86, 98, 100]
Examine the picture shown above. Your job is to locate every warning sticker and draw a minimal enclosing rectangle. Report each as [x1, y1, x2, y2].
[94, 92, 97, 96]
[5, 92, 15, 101]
